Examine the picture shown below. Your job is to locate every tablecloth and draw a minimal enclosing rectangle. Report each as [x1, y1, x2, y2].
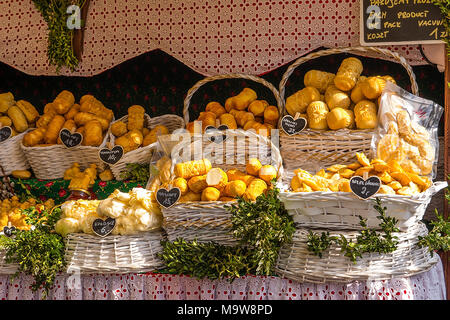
[0, 256, 445, 300]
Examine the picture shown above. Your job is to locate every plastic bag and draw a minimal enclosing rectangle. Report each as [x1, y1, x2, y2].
[371, 81, 443, 180]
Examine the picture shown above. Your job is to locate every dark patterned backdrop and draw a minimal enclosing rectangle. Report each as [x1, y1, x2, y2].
[0, 48, 445, 135]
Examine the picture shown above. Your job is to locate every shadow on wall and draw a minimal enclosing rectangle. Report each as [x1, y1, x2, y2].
[0, 48, 445, 135]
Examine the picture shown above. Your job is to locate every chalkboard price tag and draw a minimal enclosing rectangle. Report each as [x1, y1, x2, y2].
[156, 187, 181, 209]
[59, 129, 83, 148]
[92, 217, 116, 237]
[205, 124, 229, 143]
[360, 0, 446, 45]
[349, 176, 381, 200]
[281, 115, 307, 136]
[3, 226, 16, 237]
[99, 146, 124, 165]
[0, 126, 12, 143]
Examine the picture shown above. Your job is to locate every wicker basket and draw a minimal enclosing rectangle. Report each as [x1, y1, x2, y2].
[0, 249, 18, 275]
[274, 222, 439, 283]
[21, 131, 110, 180]
[162, 129, 284, 246]
[278, 181, 447, 232]
[278, 46, 419, 172]
[0, 130, 30, 177]
[63, 230, 165, 274]
[183, 73, 283, 142]
[108, 114, 185, 180]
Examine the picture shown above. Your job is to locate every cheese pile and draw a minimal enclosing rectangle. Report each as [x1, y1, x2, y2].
[55, 188, 162, 237]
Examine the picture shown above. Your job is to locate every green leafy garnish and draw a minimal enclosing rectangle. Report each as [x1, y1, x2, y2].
[119, 163, 150, 184]
[0, 206, 65, 298]
[159, 239, 254, 282]
[307, 198, 399, 263]
[227, 185, 295, 275]
[32, 0, 84, 72]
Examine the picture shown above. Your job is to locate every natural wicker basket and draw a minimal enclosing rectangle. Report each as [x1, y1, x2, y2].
[21, 130, 110, 180]
[183, 73, 283, 142]
[0, 130, 30, 177]
[278, 46, 419, 172]
[162, 129, 284, 246]
[108, 114, 185, 180]
[63, 230, 165, 274]
[278, 181, 448, 232]
[274, 222, 439, 283]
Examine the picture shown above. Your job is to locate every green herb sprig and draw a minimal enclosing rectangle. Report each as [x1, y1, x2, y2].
[307, 198, 399, 263]
[32, 0, 84, 72]
[119, 163, 150, 184]
[159, 239, 254, 282]
[227, 185, 295, 275]
[0, 206, 65, 298]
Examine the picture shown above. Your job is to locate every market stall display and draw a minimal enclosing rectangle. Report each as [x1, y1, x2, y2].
[182, 73, 283, 139]
[161, 129, 283, 246]
[21, 92, 114, 180]
[278, 46, 420, 173]
[56, 188, 165, 274]
[0, 93, 39, 176]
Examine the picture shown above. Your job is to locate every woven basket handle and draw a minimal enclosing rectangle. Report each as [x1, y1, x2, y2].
[183, 73, 283, 124]
[278, 46, 419, 115]
[169, 129, 284, 181]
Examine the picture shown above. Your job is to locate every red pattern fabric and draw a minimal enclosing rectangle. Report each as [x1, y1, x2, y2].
[0, 0, 428, 77]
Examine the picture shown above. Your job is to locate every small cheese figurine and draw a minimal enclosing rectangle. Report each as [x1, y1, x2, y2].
[354, 100, 378, 129]
[334, 57, 363, 91]
[307, 101, 329, 130]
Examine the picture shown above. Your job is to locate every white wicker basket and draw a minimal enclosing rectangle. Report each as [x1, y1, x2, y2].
[162, 129, 284, 246]
[274, 222, 439, 283]
[0, 249, 18, 275]
[278, 181, 448, 231]
[278, 46, 419, 172]
[63, 230, 165, 274]
[0, 130, 30, 177]
[108, 114, 185, 180]
[21, 131, 110, 180]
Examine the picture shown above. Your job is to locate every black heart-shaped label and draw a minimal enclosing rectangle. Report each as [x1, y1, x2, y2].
[3, 226, 16, 237]
[92, 217, 116, 237]
[349, 176, 381, 200]
[156, 187, 181, 208]
[59, 129, 83, 148]
[281, 115, 307, 136]
[99, 146, 124, 165]
[205, 125, 229, 143]
[0, 126, 12, 143]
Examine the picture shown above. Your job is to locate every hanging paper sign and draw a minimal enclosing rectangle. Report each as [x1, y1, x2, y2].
[281, 115, 307, 136]
[0, 126, 12, 143]
[99, 146, 124, 165]
[349, 176, 381, 200]
[205, 124, 229, 143]
[59, 129, 83, 148]
[360, 0, 446, 45]
[156, 187, 181, 209]
[92, 217, 116, 237]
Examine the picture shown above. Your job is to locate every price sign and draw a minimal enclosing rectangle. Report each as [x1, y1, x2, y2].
[349, 176, 381, 200]
[0, 126, 12, 143]
[281, 115, 307, 136]
[360, 0, 446, 45]
[3, 226, 16, 237]
[156, 187, 181, 209]
[59, 129, 83, 148]
[99, 146, 124, 165]
[205, 124, 229, 143]
[92, 217, 116, 237]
